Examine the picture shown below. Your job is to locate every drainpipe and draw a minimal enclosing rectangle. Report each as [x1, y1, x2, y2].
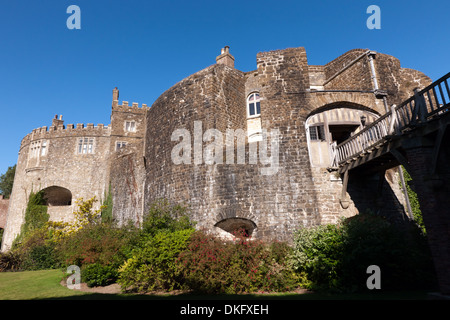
[367, 51, 389, 113]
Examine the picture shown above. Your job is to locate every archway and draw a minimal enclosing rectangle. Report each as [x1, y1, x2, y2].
[306, 105, 380, 167]
[40, 186, 72, 206]
[214, 217, 257, 238]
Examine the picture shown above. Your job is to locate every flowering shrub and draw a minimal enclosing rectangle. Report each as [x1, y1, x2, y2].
[177, 231, 299, 294]
[47, 197, 105, 239]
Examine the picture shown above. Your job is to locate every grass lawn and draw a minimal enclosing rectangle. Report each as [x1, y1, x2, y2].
[0, 269, 430, 300]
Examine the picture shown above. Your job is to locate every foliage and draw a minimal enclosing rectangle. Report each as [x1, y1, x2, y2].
[142, 198, 195, 237]
[291, 224, 344, 291]
[47, 197, 105, 239]
[0, 164, 16, 199]
[291, 214, 437, 293]
[82, 263, 119, 287]
[0, 250, 23, 272]
[13, 190, 49, 247]
[400, 166, 426, 233]
[101, 184, 113, 223]
[177, 231, 299, 294]
[57, 222, 138, 269]
[118, 229, 195, 293]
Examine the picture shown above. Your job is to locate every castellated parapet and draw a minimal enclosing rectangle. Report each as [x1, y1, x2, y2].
[1, 89, 148, 251]
[2, 46, 431, 251]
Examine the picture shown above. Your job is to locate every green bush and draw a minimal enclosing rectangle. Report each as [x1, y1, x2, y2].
[82, 263, 119, 287]
[13, 191, 49, 248]
[0, 250, 23, 272]
[177, 231, 299, 294]
[142, 198, 195, 237]
[118, 229, 195, 292]
[291, 214, 437, 293]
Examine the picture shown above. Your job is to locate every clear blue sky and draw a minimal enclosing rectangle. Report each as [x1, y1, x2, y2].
[1, 0, 449, 175]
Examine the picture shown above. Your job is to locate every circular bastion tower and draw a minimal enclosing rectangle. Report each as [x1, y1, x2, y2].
[143, 46, 431, 242]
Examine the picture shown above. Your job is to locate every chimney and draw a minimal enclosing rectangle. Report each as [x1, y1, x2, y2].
[216, 46, 235, 68]
[52, 115, 64, 127]
[112, 87, 119, 106]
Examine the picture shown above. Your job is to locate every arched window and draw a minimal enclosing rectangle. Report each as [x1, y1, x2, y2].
[247, 93, 261, 117]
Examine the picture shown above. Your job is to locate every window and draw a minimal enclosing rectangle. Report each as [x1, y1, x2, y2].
[125, 121, 136, 132]
[309, 125, 326, 141]
[41, 140, 47, 156]
[77, 137, 94, 154]
[116, 141, 127, 151]
[30, 140, 47, 158]
[247, 93, 261, 117]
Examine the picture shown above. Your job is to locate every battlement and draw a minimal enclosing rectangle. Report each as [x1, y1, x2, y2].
[112, 100, 149, 113]
[20, 121, 111, 149]
[111, 87, 149, 114]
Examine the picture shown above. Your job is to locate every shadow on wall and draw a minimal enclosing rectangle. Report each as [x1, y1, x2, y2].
[346, 170, 409, 223]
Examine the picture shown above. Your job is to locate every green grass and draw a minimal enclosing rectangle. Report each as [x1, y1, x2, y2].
[0, 269, 430, 300]
[0, 269, 88, 300]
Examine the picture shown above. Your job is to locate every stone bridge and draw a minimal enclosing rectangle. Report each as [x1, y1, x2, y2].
[333, 72, 450, 295]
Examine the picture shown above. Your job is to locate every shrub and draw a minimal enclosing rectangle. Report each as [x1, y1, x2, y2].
[177, 231, 298, 294]
[57, 222, 138, 269]
[13, 191, 49, 247]
[291, 214, 437, 293]
[0, 250, 23, 272]
[82, 263, 119, 287]
[142, 198, 195, 237]
[118, 229, 195, 293]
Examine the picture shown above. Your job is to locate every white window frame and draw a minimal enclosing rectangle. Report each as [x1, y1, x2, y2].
[41, 140, 48, 156]
[247, 92, 261, 118]
[77, 137, 94, 154]
[116, 141, 127, 151]
[125, 121, 136, 132]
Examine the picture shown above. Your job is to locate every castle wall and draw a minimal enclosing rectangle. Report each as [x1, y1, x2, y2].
[1, 122, 112, 251]
[0, 196, 9, 229]
[1, 46, 433, 250]
[109, 100, 148, 226]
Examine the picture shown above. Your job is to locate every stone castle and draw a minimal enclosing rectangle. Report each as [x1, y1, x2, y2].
[1, 46, 431, 251]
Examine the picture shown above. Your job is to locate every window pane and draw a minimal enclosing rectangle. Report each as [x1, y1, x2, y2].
[256, 102, 261, 115]
[255, 93, 260, 100]
[249, 94, 255, 102]
[309, 127, 318, 140]
[249, 103, 255, 116]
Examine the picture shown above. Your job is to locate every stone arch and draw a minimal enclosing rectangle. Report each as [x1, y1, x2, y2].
[305, 102, 380, 167]
[309, 91, 384, 115]
[214, 217, 257, 238]
[40, 186, 72, 206]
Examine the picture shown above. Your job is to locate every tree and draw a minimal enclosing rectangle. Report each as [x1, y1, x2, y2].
[0, 164, 16, 199]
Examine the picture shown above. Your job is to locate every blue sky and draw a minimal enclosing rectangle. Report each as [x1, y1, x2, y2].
[0, 0, 449, 175]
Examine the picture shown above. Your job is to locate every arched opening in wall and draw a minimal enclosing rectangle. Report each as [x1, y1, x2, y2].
[306, 105, 380, 168]
[40, 186, 72, 206]
[214, 218, 257, 238]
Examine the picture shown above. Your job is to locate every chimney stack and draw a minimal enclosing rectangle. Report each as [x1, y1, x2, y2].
[52, 115, 64, 127]
[216, 46, 235, 68]
[112, 87, 119, 106]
